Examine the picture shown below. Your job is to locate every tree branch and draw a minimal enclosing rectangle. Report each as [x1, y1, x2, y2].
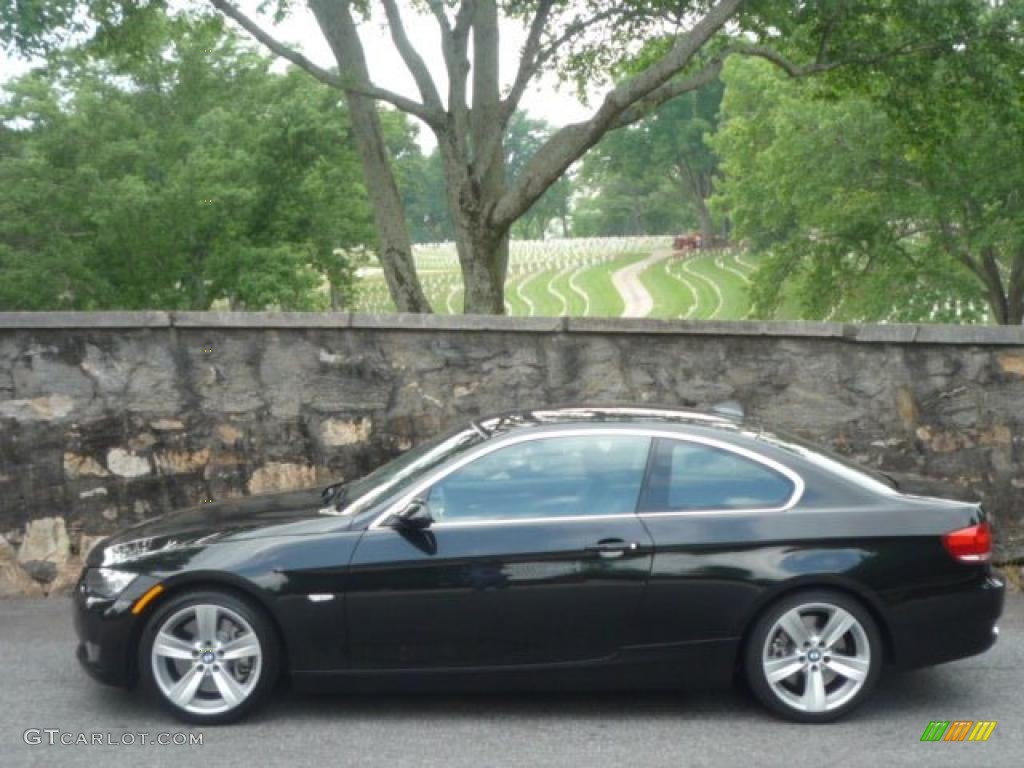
[425, 0, 453, 37]
[935, 216, 1011, 321]
[532, 6, 623, 71]
[981, 243, 1010, 313]
[726, 37, 947, 78]
[453, 1, 477, 39]
[608, 60, 724, 130]
[503, 0, 555, 119]
[469, 1, 554, 185]
[437, 1, 475, 159]
[210, 0, 443, 127]
[493, 0, 960, 232]
[491, 0, 743, 229]
[380, 0, 443, 110]
[209, 0, 342, 88]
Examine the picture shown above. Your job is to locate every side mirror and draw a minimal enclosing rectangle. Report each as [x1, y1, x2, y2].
[389, 499, 434, 530]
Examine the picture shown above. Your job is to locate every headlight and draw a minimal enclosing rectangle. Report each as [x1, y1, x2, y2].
[82, 567, 139, 599]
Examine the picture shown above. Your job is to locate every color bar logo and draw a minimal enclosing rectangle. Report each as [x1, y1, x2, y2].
[920, 721, 996, 742]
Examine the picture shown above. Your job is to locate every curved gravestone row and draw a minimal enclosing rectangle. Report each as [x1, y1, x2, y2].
[353, 241, 759, 319]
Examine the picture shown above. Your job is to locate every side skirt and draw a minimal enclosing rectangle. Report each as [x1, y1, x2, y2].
[290, 638, 739, 694]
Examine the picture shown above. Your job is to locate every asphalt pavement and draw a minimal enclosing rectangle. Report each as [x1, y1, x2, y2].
[1, 595, 1021, 768]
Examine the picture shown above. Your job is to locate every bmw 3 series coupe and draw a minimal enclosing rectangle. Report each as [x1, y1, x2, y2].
[73, 405, 1004, 724]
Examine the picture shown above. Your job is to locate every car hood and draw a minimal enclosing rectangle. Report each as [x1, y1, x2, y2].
[88, 488, 344, 567]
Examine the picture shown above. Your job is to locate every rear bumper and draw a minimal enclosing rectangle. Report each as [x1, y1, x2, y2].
[887, 574, 1004, 669]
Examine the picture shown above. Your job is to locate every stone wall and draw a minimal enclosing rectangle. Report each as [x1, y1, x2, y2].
[1, 312, 1023, 596]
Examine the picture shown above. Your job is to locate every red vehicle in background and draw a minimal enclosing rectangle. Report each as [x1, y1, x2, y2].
[673, 233, 703, 251]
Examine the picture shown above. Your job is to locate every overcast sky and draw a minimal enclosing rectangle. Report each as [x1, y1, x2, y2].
[0, 1, 601, 145]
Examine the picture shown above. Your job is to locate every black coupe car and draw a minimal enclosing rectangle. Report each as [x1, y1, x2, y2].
[73, 405, 1004, 724]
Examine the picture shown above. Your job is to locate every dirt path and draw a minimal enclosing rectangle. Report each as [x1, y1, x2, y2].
[611, 250, 673, 317]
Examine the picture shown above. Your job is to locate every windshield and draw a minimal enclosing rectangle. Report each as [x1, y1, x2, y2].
[337, 425, 485, 517]
[753, 429, 900, 496]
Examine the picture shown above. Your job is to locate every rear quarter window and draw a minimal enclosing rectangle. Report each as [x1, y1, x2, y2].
[641, 438, 796, 512]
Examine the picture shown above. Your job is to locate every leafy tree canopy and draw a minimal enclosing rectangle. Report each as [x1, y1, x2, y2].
[712, 5, 1024, 325]
[0, 17, 381, 310]
[4, 0, 1000, 314]
[577, 79, 723, 239]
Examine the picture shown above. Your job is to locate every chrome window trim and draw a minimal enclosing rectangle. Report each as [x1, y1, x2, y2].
[368, 428, 805, 530]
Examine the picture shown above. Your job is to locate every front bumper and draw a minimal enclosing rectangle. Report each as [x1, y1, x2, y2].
[887, 574, 1005, 669]
[72, 573, 161, 689]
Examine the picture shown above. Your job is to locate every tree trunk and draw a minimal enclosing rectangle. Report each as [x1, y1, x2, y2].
[693, 191, 715, 242]
[436, 131, 508, 314]
[461, 230, 508, 314]
[310, 0, 431, 314]
[1007, 251, 1024, 324]
[675, 158, 715, 242]
[977, 245, 1012, 324]
[426, 0, 509, 315]
[466, 0, 508, 314]
[348, 100, 432, 313]
[214, 0, 744, 316]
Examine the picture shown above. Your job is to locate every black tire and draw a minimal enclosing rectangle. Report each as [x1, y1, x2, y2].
[744, 589, 882, 723]
[139, 589, 280, 725]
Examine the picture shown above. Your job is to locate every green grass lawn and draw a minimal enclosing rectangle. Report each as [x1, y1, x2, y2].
[691, 252, 751, 320]
[516, 268, 565, 316]
[354, 249, 776, 320]
[573, 253, 648, 317]
[640, 258, 697, 318]
[436, 284, 463, 315]
[549, 266, 586, 316]
[503, 272, 531, 315]
[638, 251, 759, 320]
[671, 255, 720, 318]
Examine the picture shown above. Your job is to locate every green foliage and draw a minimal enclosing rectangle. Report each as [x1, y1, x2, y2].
[5, 0, 1023, 321]
[575, 82, 725, 239]
[571, 28, 724, 238]
[399, 111, 573, 243]
[712, 20, 1024, 324]
[573, 168, 688, 238]
[505, 112, 571, 239]
[399, 147, 455, 244]
[0, 20, 377, 310]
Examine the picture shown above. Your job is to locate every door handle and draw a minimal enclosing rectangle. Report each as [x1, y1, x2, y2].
[585, 539, 640, 559]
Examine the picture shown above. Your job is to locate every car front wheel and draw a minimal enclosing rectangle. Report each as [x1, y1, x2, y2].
[139, 590, 279, 724]
[745, 590, 882, 723]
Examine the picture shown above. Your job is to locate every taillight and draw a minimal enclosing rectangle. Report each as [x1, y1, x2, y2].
[942, 522, 992, 563]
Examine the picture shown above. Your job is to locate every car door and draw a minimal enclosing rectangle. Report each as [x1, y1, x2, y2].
[345, 432, 655, 669]
[633, 436, 801, 647]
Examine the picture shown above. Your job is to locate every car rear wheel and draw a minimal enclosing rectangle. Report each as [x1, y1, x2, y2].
[139, 590, 279, 724]
[745, 590, 882, 723]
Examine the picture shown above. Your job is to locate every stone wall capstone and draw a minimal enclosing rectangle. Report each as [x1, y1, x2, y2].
[1, 311, 1022, 596]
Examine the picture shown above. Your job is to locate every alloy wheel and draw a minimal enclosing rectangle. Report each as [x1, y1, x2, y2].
[761, 601, 871, 714]
[150, 603, 263, 716]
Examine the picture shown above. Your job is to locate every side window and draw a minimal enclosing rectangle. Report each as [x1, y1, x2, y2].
[641, 438, 794, 512]
[425, 435, 651, 522]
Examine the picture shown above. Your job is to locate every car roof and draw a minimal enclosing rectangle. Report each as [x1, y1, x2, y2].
[468, 405, 905, 501]
[473, 404, 745, 438]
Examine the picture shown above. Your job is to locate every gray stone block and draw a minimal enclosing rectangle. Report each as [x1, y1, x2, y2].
[0, 311, 170, 328]
[171, 311, 352, 328]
